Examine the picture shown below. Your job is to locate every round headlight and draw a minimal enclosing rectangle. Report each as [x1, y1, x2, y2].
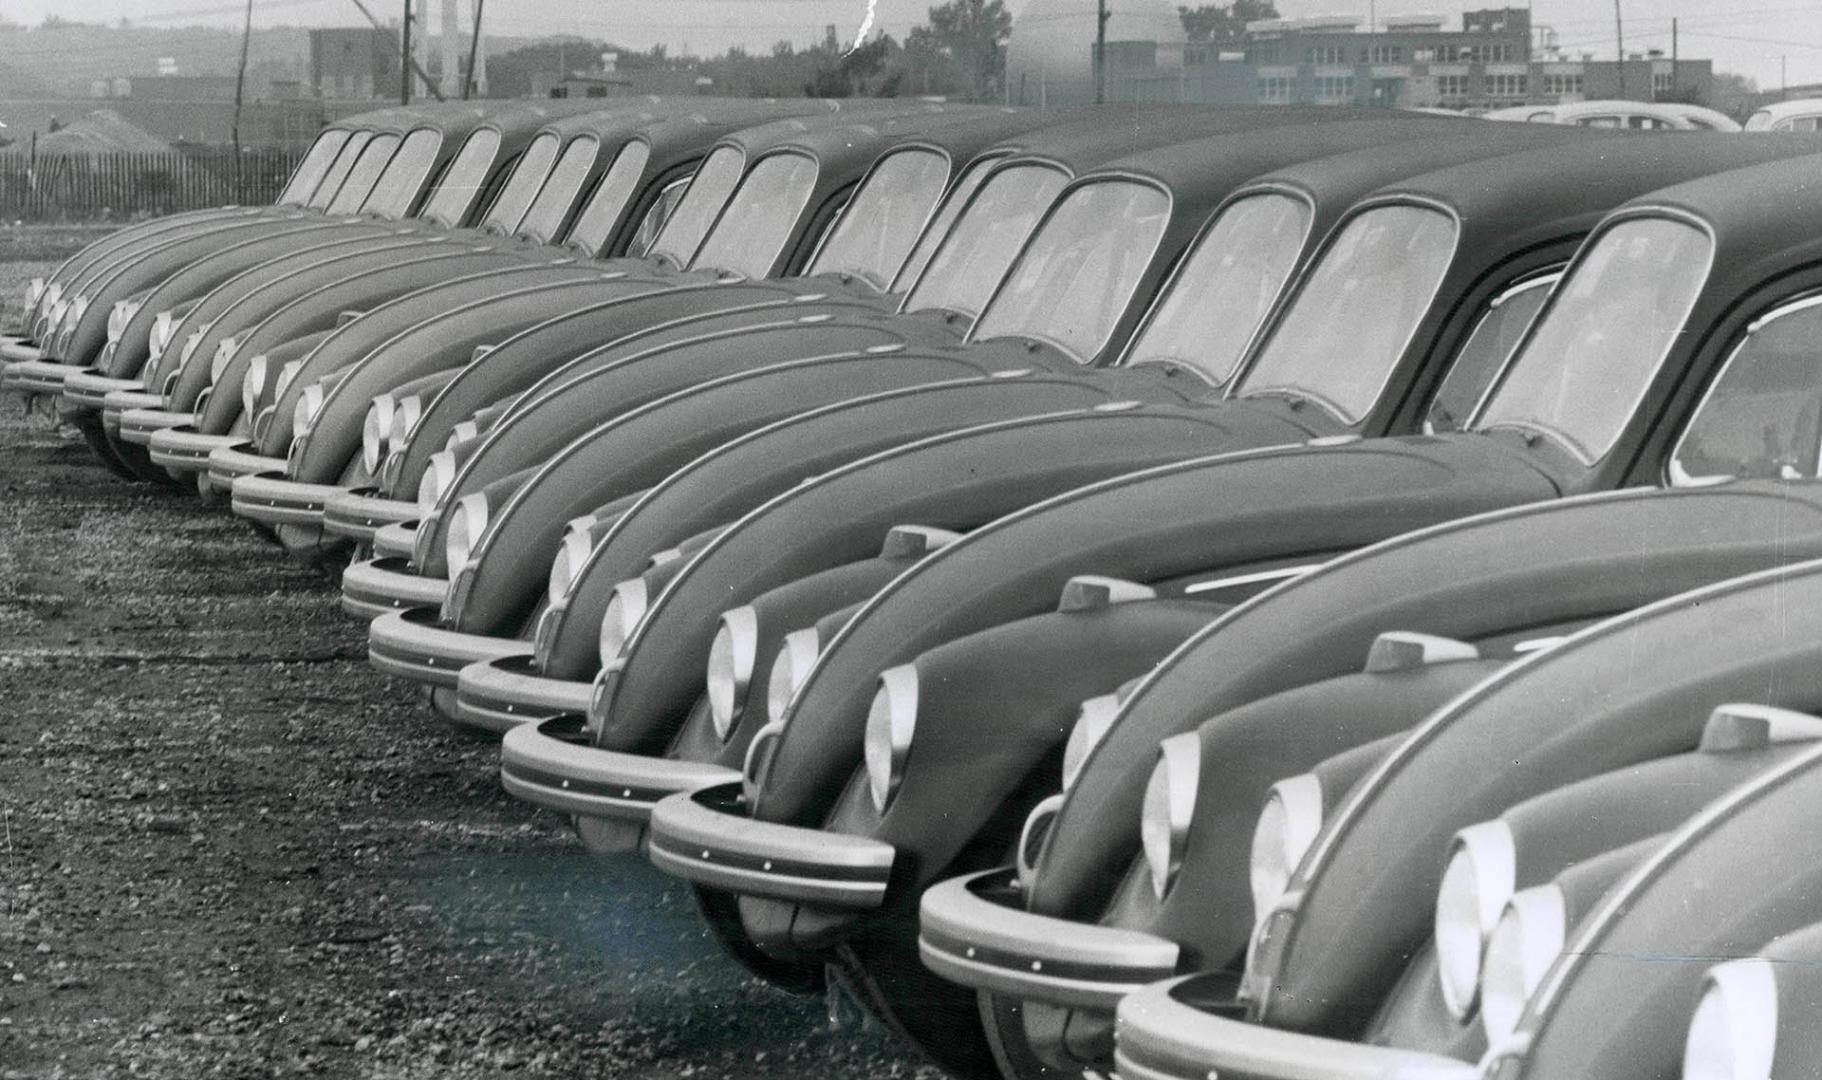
[25, 277, 44, 311]
[208, 336, 240, 382]
[149, 311, 175, 361]
[107, 298, 141, 344]
[241, 354, 268, 419]
[1249, 772, 1324, 928]
[598, 578, 648, 668]
[1140, 732, 1201, 900]
[1480, 883, 1566, 1047]
[443, 492, 488, 572]
[292, 381, 328, 441]
[448, 419, 480, 448]
[272, 359, 302, 402]
[547, 523, 595, 605]
[417, 450, 457, 511]
[362, 396, 394, 476]
[707, 606, 759, 741]
[864, 665, 919, 814]
[1061, 691, 1124, 793]
[1435, 820, 1518, 1021]
[765, 627, 819, 724]
[1683, 959, 1778, 1080]
[390, 394, 423, 448]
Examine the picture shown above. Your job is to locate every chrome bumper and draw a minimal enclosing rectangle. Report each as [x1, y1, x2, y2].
[231, 472, 350, 527]
[323, 488, 419, 544]
[5, 359, 72, 397]
[114, 402, 189, 444]
[146, 425, 237, 472]
[341, 556, 446, 620]
[63, 371, 143, 413]
[1113, 975, 1478, 1080]
[366, 605, 524, 689]
[373, 520, 419, 560]
[500, 717, 742, 823]
[207, 441, 285, 491]
[452, 654, 592, 733]
[918, 869, 1181, 1011]
[646, 783, 894, 909]
[0, 339, 42, 366]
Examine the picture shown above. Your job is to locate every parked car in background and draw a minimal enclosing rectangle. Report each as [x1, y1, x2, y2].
[1550, 99, 1741, 131]
[1746, 97, 1822, 130]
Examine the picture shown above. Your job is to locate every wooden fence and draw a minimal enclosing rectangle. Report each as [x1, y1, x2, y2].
[0, 149, 303, 222]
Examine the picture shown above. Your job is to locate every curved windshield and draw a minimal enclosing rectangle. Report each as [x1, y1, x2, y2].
[481, 132, 561, 233]
[1239, 204, 1457, 423]
[1673, 298, 1822, 483]
[325, 132, 399, 215]
[889, 157, 998, 294]
[1422, 270, 1560, 433]
[630, 177, 689, 257]
[518, 136, 600, 243]
[1476, 217, 1713, 463]
[808, 149, 951, 290]
[358, 128, 442, 218]
[278, 129, 351, 206]
[690, 152, 819, 278]
[903, 163, 1071, 318]
[565, 140, 651, 254]
[417, 128, 501, 227]
[647, 146, 744, 268]
[1123, 192, 1313, 387]
[971, 180, 1171, 362]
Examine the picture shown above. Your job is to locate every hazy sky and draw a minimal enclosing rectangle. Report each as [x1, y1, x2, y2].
[5, 1, 1817, 90]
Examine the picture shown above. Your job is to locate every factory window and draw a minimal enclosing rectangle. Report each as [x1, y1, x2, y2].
[1543, 73, 1584, 95]
[1653, 71, 1674, 95]
[1314, 75, 1355, 101]
[1370, 44, 1403, 63]
[1437, 74, 1471, 97]
[1487, 74, 1528, 97]
[1305, 45, 1346, 64]
[1257, 75, 1294, 102]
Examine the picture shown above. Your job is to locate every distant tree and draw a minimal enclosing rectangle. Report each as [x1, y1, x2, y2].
[486, 37, 621, 97]
[1696, 71, 1759, 118]
[1178, 1, 1277, 49]
[910, 0, 1011, 101]
[804, 35, 900, 98]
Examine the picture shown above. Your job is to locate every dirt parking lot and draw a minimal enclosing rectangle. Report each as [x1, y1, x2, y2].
[0, 254, 932, 1080]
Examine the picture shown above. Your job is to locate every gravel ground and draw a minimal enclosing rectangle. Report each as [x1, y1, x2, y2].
[0, 256, 937, 1080]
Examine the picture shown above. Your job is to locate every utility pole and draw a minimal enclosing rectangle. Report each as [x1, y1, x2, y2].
[1612, 0, 1624, 98]
[462, 0, 486, 99]
[1669, 17, 1677, 101]
[231, 0, 252, 157]
[1094, 0, 1110, 104]
[400, 0, 412, 104]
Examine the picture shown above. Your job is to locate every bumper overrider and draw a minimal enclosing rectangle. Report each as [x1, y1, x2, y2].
[500, 717, 742, 825]
[340, 556, 446, 619]
[323, 488, 419, 545]
[230, 471, 351, 528]
[145, 425, 240, 471]
[646, 782, 894, 909]
[207, 441, 286, 492]
[918, 869, 1181, 1011]
[451, 653, 592, 732]
[367, 605, 526, 688]
[1112, 975, 1478, 1080]
[0, 339, 42, 366]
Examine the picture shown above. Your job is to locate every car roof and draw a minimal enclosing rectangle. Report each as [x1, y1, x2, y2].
[1361, 132, 1822, 257]
[706, 103, 959, 159]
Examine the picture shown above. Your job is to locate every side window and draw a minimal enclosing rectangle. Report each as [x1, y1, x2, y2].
[631, 178, 690, 258]
[1670, 297, 1822, 484]
[1424, 269, 1561, 433]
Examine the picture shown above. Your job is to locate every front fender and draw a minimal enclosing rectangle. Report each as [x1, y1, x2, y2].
[452, 351, 1027, 624]
[1030, 481, 1822, 921]
[390, 287, 890, 491]
[1265, 560, 1822, 1038]
[540, 374, 1193, 680]
[759, 437, 1556, 830]
[274, 271, 667, 463]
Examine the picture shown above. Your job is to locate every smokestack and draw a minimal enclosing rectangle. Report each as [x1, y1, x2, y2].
[413, 0, 428, 96]
[441, 0, 460, 96]
[471, 0, 487, 96]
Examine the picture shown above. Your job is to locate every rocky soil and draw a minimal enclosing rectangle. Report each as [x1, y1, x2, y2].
[0, 256, 935, 1080]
